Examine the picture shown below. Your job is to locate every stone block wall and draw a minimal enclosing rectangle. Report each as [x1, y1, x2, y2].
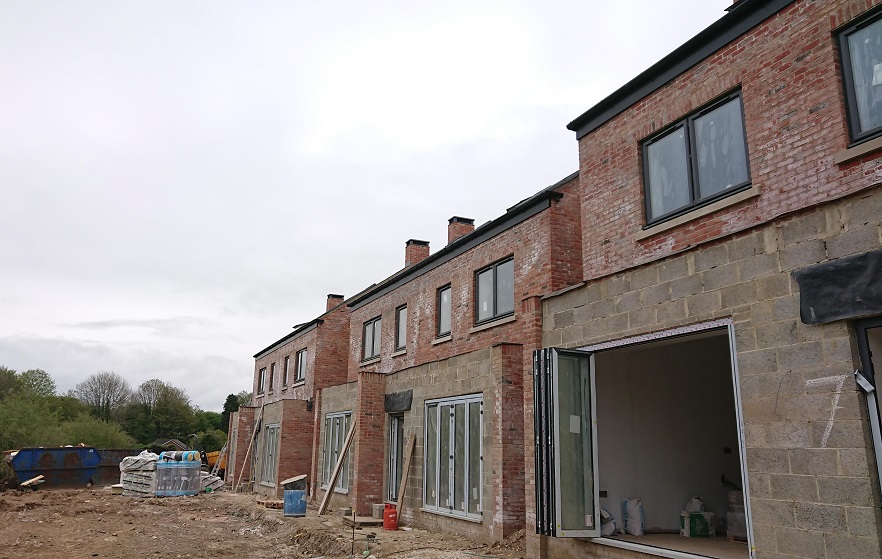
[533, 186, 882, 559]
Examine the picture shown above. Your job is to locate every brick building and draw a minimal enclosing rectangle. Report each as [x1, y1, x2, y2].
[230, 0, 882, 557]
[532, 1, 882, 558]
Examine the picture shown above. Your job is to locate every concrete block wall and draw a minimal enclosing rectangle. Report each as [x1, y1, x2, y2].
[576, 0, 882, 284]
[384, 347, 506, 541]
[313, 382, 358, 512]
[535, 186, 882, 559]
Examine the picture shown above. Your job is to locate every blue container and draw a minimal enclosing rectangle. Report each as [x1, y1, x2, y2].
[284, 489, 307, 517]
[155, 461, 201, 496]
[10, 447, 102, 488]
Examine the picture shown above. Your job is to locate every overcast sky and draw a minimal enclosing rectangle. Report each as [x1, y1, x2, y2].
[0, 1, 731, 411]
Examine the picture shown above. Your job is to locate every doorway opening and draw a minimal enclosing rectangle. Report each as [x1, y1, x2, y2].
[535, 323, 751, 559]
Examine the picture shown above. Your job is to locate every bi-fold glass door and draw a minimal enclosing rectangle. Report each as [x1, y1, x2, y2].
[534, 347, 599, 538]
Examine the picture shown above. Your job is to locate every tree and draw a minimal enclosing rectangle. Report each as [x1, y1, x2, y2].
[236, 390, 252, 406]
[121, 379, 197, 444]
[19, 368, 56, 397]
[0, 366, 22, 400]
[74, 371, 132, 420]
[220, 394, 240, 433]
[134, 378, 166, 413]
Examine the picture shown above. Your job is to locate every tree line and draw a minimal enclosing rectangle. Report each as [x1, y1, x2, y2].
[0, 366, 250, 454]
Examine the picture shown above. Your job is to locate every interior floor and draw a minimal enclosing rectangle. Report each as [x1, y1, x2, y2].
[607, 533, 748, 559]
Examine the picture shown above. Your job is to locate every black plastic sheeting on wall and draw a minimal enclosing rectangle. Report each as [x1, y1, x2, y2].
[791, 248, 882, 324]
[384, 390, 412, 413]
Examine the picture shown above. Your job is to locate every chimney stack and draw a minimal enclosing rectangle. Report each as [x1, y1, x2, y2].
[405, 239, 430, 267]
[327, 293, 344, 311]
[448, 216, 475, 244]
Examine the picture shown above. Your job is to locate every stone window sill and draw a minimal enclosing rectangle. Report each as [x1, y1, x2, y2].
[635, 184, 760, 241]
[391, 348, 407, 357]
[468, 314, 516, 334]
[833, 135, 882, 165]
[260, 481, 275, 488]
[360, 357, 380, 366]
[420, 507, 483, 523]
[291, 380, 306, 387]
[320, 485, 350, 495]
[432, 335, 452, 346]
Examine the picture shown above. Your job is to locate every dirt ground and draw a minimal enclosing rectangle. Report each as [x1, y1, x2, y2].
[0, 487, 525, 559]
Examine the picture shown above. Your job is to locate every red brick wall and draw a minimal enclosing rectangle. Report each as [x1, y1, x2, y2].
[346, 176, 581, 381]
[352, 371, 387, 515]
[491, 342, 526, 537]
[577, 0, 882, 282]
[276, 399, 314, 497]
[253, 327, 317, 407]
[229, 406, 256, 489]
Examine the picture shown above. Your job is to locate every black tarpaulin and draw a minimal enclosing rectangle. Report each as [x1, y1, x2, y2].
[791, 248, 882, 324]
[384, 390, 413, 413]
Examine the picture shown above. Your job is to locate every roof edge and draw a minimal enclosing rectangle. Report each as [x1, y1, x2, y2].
[253, 319, 323, 359]
[567, 0, 795, 139]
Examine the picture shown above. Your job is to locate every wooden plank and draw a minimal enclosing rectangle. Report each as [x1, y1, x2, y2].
[234, 405, 264, 492]
[318, 418, 357, 515]
[395, 434, 416, 511]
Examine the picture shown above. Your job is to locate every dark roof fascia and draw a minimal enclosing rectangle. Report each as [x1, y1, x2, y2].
[346, 175, 576, 311]
[567, 0, 796, 139]
[253, 319, 322, 359]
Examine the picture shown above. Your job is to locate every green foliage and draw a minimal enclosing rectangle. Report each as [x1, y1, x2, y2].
[0, 366, 22, 400]
[19, 368, 56, 397]
[221, 394, 240, 433]
[59, 414, 136, 448]
[121, 379, 198, 444]
[48, 395, 91, 422]
[74, 371, 132, 421]
[236, 391, 252, 406]
[0, 394, 62, 450]
[195, 428, 227, 452]
[195, 410, 223, 432]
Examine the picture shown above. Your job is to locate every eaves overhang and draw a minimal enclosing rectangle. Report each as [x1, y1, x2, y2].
[567, 0, 796, 140]
[253, 319, 323, 359]
[346, 171, 578, 311]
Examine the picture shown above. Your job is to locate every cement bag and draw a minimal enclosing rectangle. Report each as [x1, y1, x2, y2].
[684, 496, 704, 513]
[600, 507, 617, 537]
[622, 498, 645, 536]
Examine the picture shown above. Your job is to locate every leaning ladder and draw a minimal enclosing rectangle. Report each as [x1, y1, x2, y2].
[211, 441, 228, 477]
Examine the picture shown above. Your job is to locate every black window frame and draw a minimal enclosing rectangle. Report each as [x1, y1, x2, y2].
[395, 304, 407, 351]
[437, 285, 452, 338]
[839, 6, 882, 144]
[474, 256, 515, 325]
[362, 316, 382, 361]
[641, 90, 751, 226]
[283, 356, 290, 386]
[257, 367, 266, 394]
[295, 348, 307, 382]
[268, 362, 275, 391]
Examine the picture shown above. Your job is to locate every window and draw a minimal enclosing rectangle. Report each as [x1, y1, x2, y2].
[424, 394, 483, 519]
[363, 317, 382, 360]
[642, 91, 750, 224]
[257, 367, 266, 394]
[388, 414, 404, 501]
[840, 8, 882, 143]
[268, 363, 275, 391]
[283, 356, 290, 386]
[395, 305, 407, 351]
[475, 258, 515, 324]
[322, 412, 352, 492]
[437, 285, 452, 337]
[295, 348, 307, 382]
[260, 424, 280, 485]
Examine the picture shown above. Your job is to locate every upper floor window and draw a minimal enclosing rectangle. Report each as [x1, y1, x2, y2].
[268, 362, 275, 391]
[840, 8, 882, 143]
[363, 316, 382, 360]
[295, 348, 307, 381]
[437, 285, 452, 337]
[283, 356, 290, 386]
[642, 91, 750, 224]
[257, 367, 266, 394]
[476, 257, 514, 324]
[395, 305, 407, 351]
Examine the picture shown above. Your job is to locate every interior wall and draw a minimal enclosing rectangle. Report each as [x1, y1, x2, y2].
[594, 332, 742, 532]
[868, 328, 882, 375]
